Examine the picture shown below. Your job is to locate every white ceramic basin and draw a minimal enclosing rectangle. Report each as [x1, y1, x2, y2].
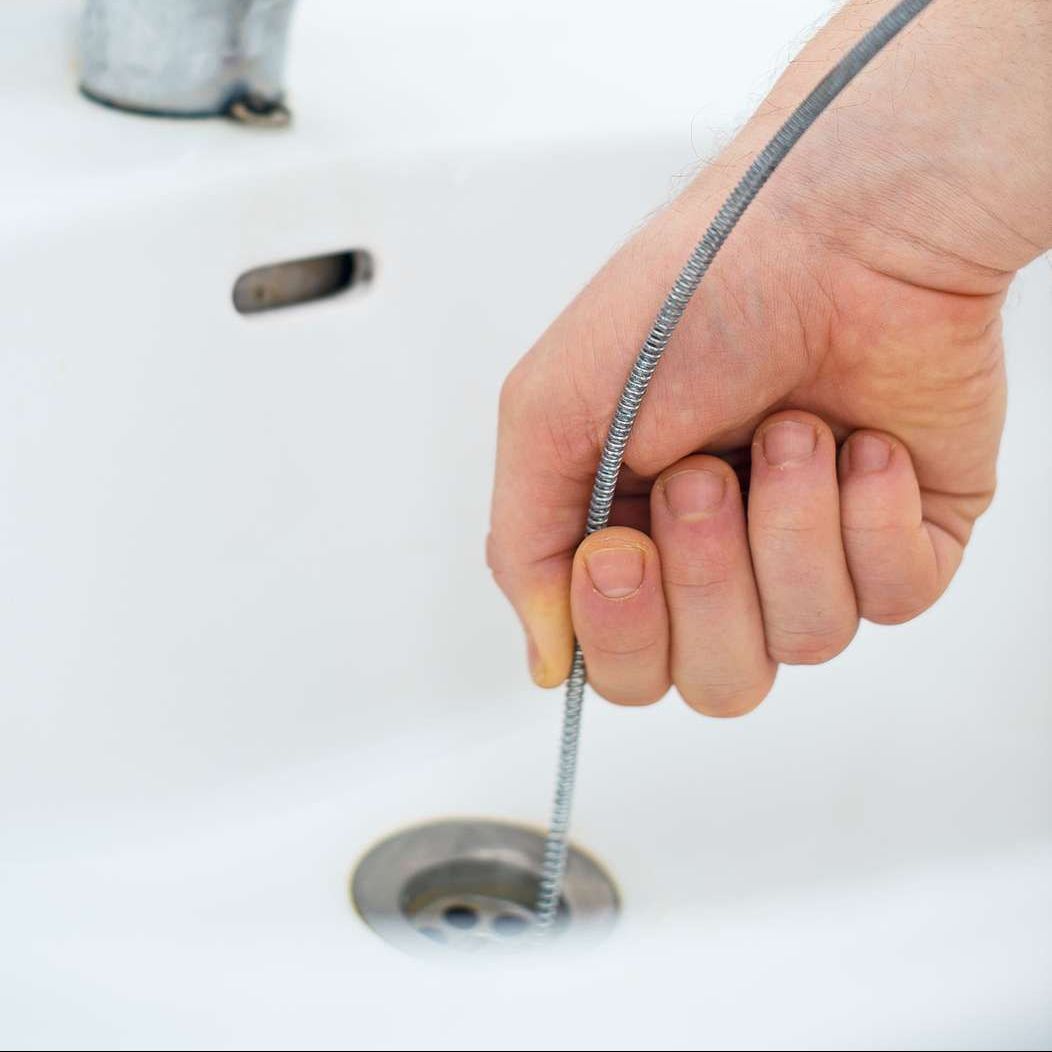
[2, 1, 1050, 1048]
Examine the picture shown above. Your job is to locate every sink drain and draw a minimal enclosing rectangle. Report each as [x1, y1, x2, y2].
[351, 819, 618, 954]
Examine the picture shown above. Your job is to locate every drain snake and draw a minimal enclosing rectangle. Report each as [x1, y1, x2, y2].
[534, 0, 937, 930]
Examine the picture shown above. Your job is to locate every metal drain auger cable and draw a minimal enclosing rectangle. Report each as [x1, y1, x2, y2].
[533, 0, 936, 931]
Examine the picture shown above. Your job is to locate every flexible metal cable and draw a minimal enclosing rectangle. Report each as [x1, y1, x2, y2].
[533, 0, 936, 931]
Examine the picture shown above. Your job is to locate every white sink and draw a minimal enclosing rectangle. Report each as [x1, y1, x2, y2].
[2, 1, 1050, 1048]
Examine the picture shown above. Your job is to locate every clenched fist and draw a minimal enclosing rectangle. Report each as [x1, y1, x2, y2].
[488, 0, 1051, 715]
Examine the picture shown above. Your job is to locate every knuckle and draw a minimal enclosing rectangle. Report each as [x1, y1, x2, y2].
[840, 512, 910, 536]
[497, 361, 528, 420]
[663, 562, 736, 598]
[752, 518, 822, 546]
[750, 481, 830, 540]
[484, 531, 513, 591]
[864, 608, 921, 626]
[678, 671, 775, 718]
[766, 620, 857, 665]
[861, 595, 932, 625]
[499, 356, 601, 471]
[594, 678, 669, 708]
[587, 633, 663, 660]
[657, 454, 737, 487]
[857, 566, 941, 625]
[758, 408, 830, 437]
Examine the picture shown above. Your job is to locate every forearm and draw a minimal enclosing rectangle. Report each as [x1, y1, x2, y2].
[686, 0, 1052, 290]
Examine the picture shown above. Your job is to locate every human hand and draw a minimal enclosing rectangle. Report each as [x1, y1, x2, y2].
[488, 0, 1051, 714]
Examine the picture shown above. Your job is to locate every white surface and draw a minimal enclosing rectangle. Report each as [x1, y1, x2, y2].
[1, 1, 1050, 1049]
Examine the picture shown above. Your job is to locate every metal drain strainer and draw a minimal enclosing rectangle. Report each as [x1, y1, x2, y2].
[351, 819, 618, 954]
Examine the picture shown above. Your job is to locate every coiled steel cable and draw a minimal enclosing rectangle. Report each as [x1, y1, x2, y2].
[534, 0, 936, 931]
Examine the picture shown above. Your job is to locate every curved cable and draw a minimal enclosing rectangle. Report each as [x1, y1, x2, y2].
[534, 0, 936, 930]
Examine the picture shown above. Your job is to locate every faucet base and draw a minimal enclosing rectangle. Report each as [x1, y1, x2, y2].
[78, 0, 295, 122]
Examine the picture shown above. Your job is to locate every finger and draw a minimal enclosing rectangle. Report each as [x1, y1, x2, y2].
[749, 412, 858, 664]
[571, 527, 670, 706]
[651, 456, 775, 717]
[486, 528, 576, 689]
[488, 356, 594, 688]
[838, 430, 959, 624]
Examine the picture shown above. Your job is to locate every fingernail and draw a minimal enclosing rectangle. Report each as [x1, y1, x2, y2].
[585, 546, 645, 599]
[663, 469, 727, 519]
[848, 433, 891, 474]
[762, 420, 817, 466]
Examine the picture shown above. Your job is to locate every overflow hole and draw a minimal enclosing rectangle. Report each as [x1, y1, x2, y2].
[232, 249, 373, 315]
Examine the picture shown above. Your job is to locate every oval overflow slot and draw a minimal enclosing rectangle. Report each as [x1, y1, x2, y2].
[232, 249, 373, 315]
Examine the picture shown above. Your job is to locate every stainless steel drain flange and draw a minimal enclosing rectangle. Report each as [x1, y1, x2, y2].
[351, 819, 618, 954]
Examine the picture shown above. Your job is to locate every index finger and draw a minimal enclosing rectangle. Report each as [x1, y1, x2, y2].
[487, 340, 599, 687]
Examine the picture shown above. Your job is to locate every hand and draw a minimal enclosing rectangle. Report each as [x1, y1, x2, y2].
[488, 0, 1051, 714]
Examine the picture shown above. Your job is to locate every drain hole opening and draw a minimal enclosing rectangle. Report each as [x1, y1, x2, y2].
[400, 858, 566, 926]
[442, 904, 479, 930]
[492, 913, 529, 937]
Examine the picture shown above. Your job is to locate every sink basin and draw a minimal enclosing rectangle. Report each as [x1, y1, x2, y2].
[2, 1, 1050, 1048]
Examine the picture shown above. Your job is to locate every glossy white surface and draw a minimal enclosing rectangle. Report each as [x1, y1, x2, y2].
[2, 1, 1050, 1048]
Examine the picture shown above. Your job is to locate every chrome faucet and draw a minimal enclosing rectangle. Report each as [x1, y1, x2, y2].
[78, 0, 296, 125]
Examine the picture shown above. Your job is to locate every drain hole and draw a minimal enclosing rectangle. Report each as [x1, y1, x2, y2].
[232, 249, 373, 315]
[400, 859, 560, 923]
[492, 913, 529, 937]
[442, 904, 478, 930]
[351, 819, 618, 955]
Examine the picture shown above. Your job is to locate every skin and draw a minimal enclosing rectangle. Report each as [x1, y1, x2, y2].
[488, 0, 1052, 715]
